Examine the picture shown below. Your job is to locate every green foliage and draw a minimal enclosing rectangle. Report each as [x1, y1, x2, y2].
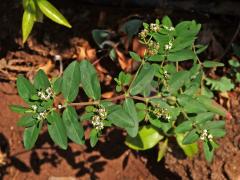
[79, 60, 101, 100]
[125, 125, 164, 150]
[21, 0, 71, 43]
[62, 61, 81, 102]
[47, 111, 68, 149]
[12, 16, 230, 163]
[205, 77, 234, 92]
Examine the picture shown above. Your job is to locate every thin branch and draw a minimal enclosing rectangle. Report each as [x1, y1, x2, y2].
[69, 94, 125, 107]
[220, 20, 240, 59]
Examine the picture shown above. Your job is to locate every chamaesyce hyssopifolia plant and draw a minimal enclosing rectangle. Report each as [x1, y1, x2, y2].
[12, 16, 230, 163]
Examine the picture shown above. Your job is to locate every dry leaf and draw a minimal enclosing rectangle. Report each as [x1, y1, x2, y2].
[132, 37, 146, 58]
[38, 60, 54, 74]
[102, 91, 114, 99]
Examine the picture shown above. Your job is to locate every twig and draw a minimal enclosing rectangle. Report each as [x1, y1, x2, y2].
[220, 20, 240, 59]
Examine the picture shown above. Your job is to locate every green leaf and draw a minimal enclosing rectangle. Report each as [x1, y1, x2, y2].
[202, 120, 225, 130]
[182, 129, 199, 145]
[157, 139, 168, 162]
[236, 73, 240, 83]
[79, 60, 101, 100]
[109, 48, 116, 61]
[203, 61, 224, 68]
[119, 19, 142, 41]
[125, 125, 164, 151]
[162, 16, 172, 27]
[34, 70, 50, 90]
[107, 108, 134, 128]
[205, 77, 234, 92]
[194, 112, 214, 124]
[37, 0, 71, 28]
[178, 94, 207, 113]
[63, 106, 84, 144]
[167, 49, 196, 62]
[17, 115, 36, 127]
[130, 63, 155, 95]
[90, 129, 98, 147]
[123, 99, 139, 137]
[80, 112, 94, 121]
[176, 134, 198, 158]
[197, 96, 228, 117]
[52, 77, 62, 95]
[229, 59, 240, 68]
[91, 29, 110, 48]
[129, 51, 141, 62]
[47, 111, 68, 149]
[17, 75, 36, 104]
[62, 61, 81, 102]
[22, 0, 36, 43]
[195, 44, 208, 54]
[175, 121, 193, 133]
[9, 105, 30, 114]
[175, 20, 201, 37]
[208, 128, 226, 138]
[23, 122, 42, 150]
[147, 54, 165, 62]
[171, 36, 195, 52]
[168, 71, 190, 94]
[203, 140, 214, 162]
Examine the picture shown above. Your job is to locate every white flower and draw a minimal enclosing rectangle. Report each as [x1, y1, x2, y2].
[58, 104, 63, 109]
[208, 134, 213, 140]
[150, 23, 160, 32]
[31, 105, 37, 111]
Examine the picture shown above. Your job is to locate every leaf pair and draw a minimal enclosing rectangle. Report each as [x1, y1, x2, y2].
[22, 0, 71, 43]
[48, 107, 84, 149]
[62, 60, 101, 102]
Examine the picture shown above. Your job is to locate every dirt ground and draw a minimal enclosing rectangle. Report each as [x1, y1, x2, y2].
[1, 1, 240, 180]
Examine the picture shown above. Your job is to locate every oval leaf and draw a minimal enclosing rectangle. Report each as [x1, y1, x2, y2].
[17, 115, 36, 127]
[34, 70, 50, 90]
[203, 61, 224, 68]
[17, 75, 36, 104]
[123, 98, 139, 137]
[130, 63, 155, 95]
[129, 51, 141, 62]
[79, 60, 101, 100]
[23, 122, 42, 150]
[176, 133, 198, 157]
[63, 106, 84, 144]
[107, 108, 134, 128]
[125, 125, 164, 150]
[167, 49, 195, 62]
[90, 129, 98, 147]
[62, 61, 81, 102]
[182, 129, 199, 145]
[47, 111, 68, 149]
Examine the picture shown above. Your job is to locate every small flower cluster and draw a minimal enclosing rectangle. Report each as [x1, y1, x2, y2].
[163, 25, 175, 31]
[200, 129, 213, 141]
[163, 70, 170, 79]
[150, 23, 160, 32]
[164, 40, 173, 51]
[37, 87, 54, 101]
[139, 29, 149, 39]
[91, 107, 107, 131]
[37, 110, 48, 120]
[147, 40, 160, 56]
[152, 107, 171, 120]
[31, 105, 37, 111]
